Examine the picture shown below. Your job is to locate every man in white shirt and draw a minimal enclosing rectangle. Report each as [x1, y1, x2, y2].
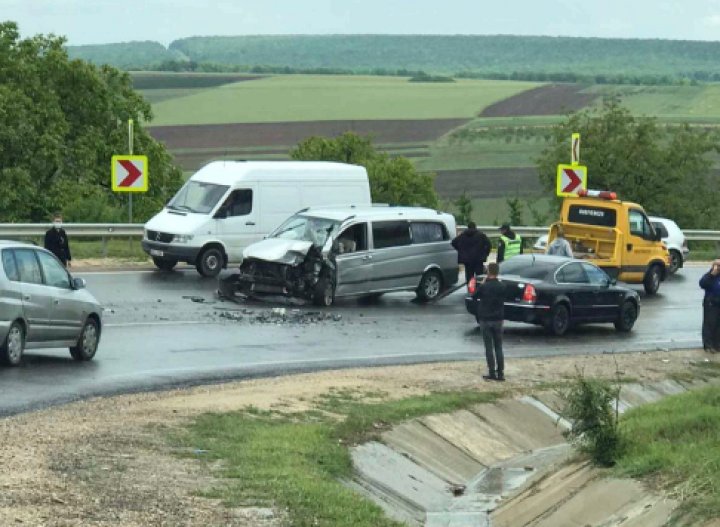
[546, 226, 573, 258]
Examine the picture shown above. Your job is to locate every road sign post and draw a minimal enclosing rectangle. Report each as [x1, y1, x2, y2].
[556, 164, 587, 197]
[111, 120, 148, 225]
[571, 132, 580, 165]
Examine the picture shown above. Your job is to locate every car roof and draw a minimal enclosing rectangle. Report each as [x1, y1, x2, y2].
[190, 160, 368, 184]
[298, 205, 453, 223]
[0, 240, 39, 248]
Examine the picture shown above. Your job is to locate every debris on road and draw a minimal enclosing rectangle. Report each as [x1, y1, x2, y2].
[217, 307, 343, 325]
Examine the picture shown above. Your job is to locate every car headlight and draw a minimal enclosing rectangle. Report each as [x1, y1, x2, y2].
[173, 234, 194, 243]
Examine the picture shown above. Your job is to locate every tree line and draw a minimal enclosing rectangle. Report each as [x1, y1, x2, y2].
[65, 35, 720, 86]
[0, 22, 184, 223]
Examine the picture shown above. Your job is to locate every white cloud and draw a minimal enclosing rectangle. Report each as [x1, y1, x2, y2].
[703, 14, 720, 26]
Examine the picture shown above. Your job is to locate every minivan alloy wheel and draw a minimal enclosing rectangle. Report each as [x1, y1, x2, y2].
[7, 325, 23, 364]
[1, 322, 24, 366]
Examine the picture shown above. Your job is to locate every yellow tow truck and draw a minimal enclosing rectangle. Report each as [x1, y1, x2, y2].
[547, 191, 670, 294]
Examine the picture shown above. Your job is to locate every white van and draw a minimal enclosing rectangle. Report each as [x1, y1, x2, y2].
[142, 161, 372, 276]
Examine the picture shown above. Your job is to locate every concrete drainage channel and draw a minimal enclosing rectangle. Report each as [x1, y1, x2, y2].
[347, 379, 712, 527]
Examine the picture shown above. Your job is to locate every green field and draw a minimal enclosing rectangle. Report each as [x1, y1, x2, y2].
[148, 75, 539, 126]
[590, 84, 720, 122]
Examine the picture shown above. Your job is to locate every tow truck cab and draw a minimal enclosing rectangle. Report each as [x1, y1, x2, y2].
[548, 192, 670, 294]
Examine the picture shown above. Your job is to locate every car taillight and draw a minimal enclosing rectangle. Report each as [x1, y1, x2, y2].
[468, 276, 477, 295]
[522, 284, 537, 303]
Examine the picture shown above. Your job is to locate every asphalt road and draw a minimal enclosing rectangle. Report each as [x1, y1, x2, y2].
[0, 265, 706, 416]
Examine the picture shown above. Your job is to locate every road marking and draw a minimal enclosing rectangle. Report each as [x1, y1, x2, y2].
[104, 320, 213, 328]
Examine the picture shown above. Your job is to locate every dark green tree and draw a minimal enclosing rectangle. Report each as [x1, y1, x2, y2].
[453, 191, 474, 225]
[536, 97, 720, 228]
[0, 22, 183, 222]
[290, 132, 439, 208]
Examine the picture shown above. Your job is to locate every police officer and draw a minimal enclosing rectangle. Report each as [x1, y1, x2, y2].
[44, 213, 72, 268]
[497, 223, 523, 264]
[700, 259, 720, 353]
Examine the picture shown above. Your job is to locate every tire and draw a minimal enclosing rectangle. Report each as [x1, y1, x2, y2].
[70, 317, 100, 361]
[643, 265, 662, 295]
[0, 321, 24, 367]
[416, 270, 443, 303]
[313, 277, 335, 307]
[614, 301, 638, 332]
[152, 256, 178, 271]
[196, 247, 224, 278]
[668, 250, 681, 275]
[545, 303, 570, 336]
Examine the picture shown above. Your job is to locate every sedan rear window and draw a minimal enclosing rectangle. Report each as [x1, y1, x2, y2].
[499, 259, 555, 280]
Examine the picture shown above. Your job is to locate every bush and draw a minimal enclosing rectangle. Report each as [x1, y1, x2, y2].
[559, 371, 624, 466]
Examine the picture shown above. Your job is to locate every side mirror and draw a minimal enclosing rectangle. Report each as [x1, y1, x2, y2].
[654, 230, 663, 242]
[73, 277, 87, 290]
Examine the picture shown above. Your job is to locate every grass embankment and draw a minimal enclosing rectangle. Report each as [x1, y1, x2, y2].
[616, 366, 720, 522]
[175, 389, 500, 527]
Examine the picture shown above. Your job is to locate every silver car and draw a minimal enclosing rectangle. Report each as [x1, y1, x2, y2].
[0, 241, 102, 366]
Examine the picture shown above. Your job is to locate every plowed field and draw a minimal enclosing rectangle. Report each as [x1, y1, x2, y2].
[480, 84, 598, 117]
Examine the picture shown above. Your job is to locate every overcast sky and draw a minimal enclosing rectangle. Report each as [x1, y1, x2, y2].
[4, 0, 720, 46]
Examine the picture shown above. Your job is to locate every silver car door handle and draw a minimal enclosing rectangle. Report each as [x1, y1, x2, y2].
[23, 295, 30, 301]
[54, 299, 60, 305]
[246, 221, 256, 226]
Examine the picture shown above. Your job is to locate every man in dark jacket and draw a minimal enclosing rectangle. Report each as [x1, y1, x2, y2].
[452, 222, 491, 285]
[497, 223, 523, 264]
[473, 262, 506, 381]
[44, 214, 72, 267]
[700, 259, 720, 353]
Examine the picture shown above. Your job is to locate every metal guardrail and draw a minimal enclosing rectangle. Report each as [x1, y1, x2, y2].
[1, 223, 718, 243]
[0, 223, 144, 237]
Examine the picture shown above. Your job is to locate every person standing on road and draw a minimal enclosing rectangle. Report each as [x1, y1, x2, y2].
[452, 221, 491, 286]
[546, 226, 574, 258]
[44, 213, 72, 268]
[474, 262, 506, 381]
[497, 223, 523, 264]
[700, 259, 720, 353]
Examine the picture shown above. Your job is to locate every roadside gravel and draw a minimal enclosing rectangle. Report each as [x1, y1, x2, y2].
[0, 348, 715, 526]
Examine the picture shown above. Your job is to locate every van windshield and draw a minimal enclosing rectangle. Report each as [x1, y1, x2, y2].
[168, 181, 229, 214]
[270, 214, 341, 246]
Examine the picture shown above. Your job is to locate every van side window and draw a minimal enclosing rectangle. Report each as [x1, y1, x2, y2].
[13, 249, 43, 285]
[223, 189, 253, 217]
[336, 223, 368, 254]
[1, 250, 19, 281]
[372, 221, 411, 249]
[629, 209, 653, 240]
[411, 222, 447, 244]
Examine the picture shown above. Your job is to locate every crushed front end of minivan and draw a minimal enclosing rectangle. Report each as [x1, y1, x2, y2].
[220, 215, 341, 306]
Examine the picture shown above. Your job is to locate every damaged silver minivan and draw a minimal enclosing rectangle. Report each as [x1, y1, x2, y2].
[221, 206, 459, 306]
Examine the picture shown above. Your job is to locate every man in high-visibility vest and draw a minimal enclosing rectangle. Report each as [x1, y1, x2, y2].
[497, 223, 523, 263]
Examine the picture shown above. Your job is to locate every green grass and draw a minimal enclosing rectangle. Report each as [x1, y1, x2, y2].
[616, 384, 720, 522]
[149, 75, 540, 126]
[589, 84, 720, 121]
[139, 87, 208, 104]
[175, 389, 500, 526]
[418, 140, 546, 172]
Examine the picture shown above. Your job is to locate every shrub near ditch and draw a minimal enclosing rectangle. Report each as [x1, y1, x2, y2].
[559, 373, 624, 467]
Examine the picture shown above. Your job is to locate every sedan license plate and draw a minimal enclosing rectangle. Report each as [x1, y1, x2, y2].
[150, 249, 164, 257]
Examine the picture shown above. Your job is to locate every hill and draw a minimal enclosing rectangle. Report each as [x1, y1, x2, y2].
[67, 35, 720, 82]
[167, 35, 720, 80]
[67, 41, 180, 69]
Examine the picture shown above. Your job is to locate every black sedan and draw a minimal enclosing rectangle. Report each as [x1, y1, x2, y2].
[465, 255, 640, 336]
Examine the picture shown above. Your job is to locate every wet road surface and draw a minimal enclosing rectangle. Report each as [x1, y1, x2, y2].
[0, 266, 705, 416]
